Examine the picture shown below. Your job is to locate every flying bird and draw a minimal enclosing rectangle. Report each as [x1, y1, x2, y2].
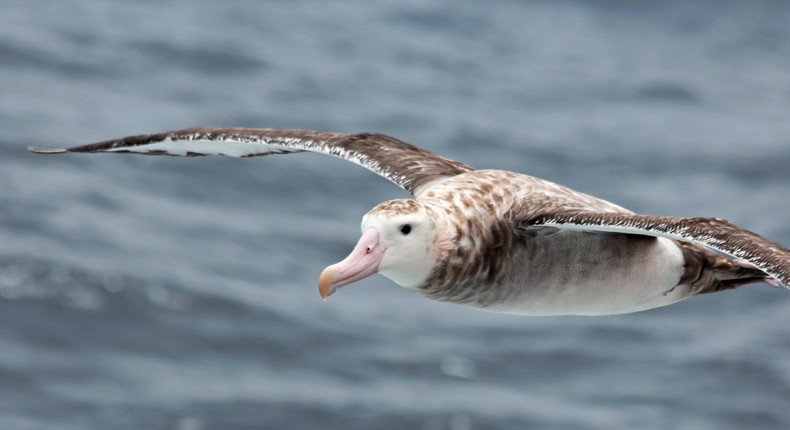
[30, 128, 790, 316]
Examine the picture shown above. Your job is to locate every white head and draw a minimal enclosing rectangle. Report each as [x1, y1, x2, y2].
[318, 200, 442, 298]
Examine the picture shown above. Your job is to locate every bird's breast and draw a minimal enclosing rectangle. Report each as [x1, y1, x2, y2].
[423, 230, 687, 316]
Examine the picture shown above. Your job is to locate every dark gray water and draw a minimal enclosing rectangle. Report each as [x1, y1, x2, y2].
[2, 1, 790, 429]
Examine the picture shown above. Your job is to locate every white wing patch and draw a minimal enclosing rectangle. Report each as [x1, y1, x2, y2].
[538, 221, 696, 241]
[103, 137, 301, 158]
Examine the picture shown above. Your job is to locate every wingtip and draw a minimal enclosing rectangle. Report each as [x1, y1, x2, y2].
[28, 146, 68, 154]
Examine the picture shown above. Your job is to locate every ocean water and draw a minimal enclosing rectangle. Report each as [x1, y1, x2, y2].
[1, 1, 790, 429]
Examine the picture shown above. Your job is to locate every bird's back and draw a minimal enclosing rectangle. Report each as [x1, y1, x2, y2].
[414, 170, 765, 316]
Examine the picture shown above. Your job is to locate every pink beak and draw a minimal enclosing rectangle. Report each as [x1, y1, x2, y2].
[318, 228, 384, 299]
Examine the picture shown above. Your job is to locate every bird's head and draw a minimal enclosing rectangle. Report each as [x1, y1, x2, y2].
[318, 199, 446, 299]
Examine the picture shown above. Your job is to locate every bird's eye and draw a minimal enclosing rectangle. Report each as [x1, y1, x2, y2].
[399, 224, 412, 235]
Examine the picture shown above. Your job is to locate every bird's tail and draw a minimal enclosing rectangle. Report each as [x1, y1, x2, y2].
[677, 242, 775, 295]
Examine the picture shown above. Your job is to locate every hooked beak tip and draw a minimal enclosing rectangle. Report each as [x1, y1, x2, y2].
[318, 267, 336, 300]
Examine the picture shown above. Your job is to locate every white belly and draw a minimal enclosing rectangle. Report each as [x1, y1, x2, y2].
[488, 233, 687, 316]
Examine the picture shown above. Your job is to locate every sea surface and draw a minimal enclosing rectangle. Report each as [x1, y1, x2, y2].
[1, 1, 790, 429]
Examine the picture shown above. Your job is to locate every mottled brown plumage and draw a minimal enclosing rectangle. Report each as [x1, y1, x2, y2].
[30, 127, 790, 315]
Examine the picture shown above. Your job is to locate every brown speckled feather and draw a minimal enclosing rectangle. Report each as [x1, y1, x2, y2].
[29, 127, 472, 195]
[414, 170, 634, 307]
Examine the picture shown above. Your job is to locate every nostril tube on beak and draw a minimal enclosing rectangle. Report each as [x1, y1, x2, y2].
[317, 228, 383, 300]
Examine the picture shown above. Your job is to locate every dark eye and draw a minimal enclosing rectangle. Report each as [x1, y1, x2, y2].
[399, 224, 412, 235]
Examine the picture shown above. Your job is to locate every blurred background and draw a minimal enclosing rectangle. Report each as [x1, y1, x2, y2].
[1, 1, 789, 429]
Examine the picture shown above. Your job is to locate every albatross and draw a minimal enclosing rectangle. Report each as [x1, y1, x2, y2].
[30, 128, 790, 316]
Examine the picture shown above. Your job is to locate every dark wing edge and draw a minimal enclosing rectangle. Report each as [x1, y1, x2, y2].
[29, 127, 474, 195]
[524, 210, 790, 288]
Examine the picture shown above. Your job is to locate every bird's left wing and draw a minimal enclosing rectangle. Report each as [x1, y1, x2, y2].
[522, 210, 790, 288]
[29, 127, 473, 195]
